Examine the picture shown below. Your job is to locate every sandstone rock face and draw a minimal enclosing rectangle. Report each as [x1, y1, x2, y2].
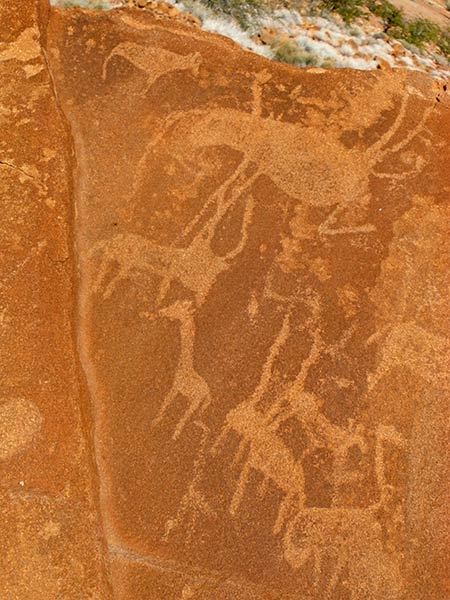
[0, 2, 112, 598]
[1, 2, 449, 599]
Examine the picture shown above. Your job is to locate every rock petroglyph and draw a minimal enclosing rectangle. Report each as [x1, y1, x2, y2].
[150, 300, 213, 439]
[212, 285, 406, 553]
[36, 4, 450, 600]
[90, 164, 256, 306]
[102, 41, 201, 92]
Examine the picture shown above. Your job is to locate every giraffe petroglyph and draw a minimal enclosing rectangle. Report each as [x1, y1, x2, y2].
[150, 300, 212, 440]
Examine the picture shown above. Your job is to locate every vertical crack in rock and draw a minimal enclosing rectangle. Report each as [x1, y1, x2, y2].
[0, 0, 115, 596]
[36, 0, 117, 596]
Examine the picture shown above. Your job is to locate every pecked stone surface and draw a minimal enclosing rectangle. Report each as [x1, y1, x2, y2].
[3, 2, 449, 598]
[0, 1, 112, 598]
[46, 6, 450, 600]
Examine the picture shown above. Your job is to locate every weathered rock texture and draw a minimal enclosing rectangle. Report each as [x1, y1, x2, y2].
[1, 2, 449, 599]
[0, 1, 112, 598]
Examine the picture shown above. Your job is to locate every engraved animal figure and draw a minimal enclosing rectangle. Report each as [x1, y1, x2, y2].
[136, 74, 434, 239]
[102, 42, 201, 93]
[218, 401, 307, 534]
[89, 164, 256, 306]
[264, 321, 368, 501]
[152, 300, 212, 440]
[212, 300, 313, 531]
[283, 506, 402, 599]
[213, 310, 308, 533]
[214, 346, 366, 534]
[134, 75, 370, 239]
[164, 422, 216, 543]
[272, 389, 368, 492]
[282, 425, 406, 598]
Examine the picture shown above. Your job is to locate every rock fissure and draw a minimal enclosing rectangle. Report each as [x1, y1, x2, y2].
[38, 3, 119, 598]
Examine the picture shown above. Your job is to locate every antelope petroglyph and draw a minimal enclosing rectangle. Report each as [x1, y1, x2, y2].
[102, 42, 201, 93]
[213, 282, 405, 546]
[133, 72, 434, 243]
[89, 157, 256, 306]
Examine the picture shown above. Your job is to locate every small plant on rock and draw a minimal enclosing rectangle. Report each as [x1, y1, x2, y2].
[202, 0, 262, 28]
[270, 36, 335, 67]
[321, 0, 366, 24]
[436, 29, 450, 57]
[367, 0, 404, 33]
[273, 38, 319, 65]
[397, 17, 441, 48]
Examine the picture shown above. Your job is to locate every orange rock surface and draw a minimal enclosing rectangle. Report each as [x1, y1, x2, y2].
[0, 1, 111, 598]
[1, 2, 449, 599]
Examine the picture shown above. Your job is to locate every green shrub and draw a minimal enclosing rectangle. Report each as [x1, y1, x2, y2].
[272, 38, 319, 65]
[367, 0, 404, 32]
[437, 29, 450, 57]
[395, 18, 441, 48]
[321, 0, 365, 23]
[202, 0, 262, 28]
[405, 18, 441, 44]
[358, 0, 449, 60]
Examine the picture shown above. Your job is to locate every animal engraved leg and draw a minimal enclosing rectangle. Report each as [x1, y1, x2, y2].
[213, 309, 313, 531]
[274, 491, 297, 535]
[151, 300, 212, 440]
[163, 423, 216, 544]
[151, 382, 178, 429]
[230, 461, 253, 516]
